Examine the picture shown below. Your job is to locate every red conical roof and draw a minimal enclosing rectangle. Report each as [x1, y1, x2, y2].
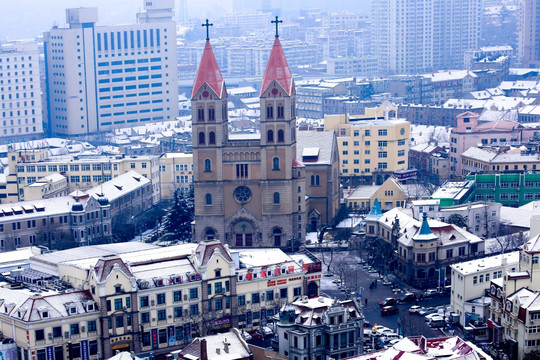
[192, 40, 224, 99]
[261, 37, 293, 96]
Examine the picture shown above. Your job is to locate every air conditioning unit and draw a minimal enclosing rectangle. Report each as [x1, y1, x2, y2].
[64, 332, 70, 339]
[184, 295, 188, 301]
[247, 301, 251, 304]
[48, 333, 53, 340]
[150, 300, 155, 306]
[152, 318, 156, 322]
[81, 326, 86, 333]
[168, 315, 172, 319]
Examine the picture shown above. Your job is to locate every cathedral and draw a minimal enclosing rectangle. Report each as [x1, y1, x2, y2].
[191, 24, 306, 248]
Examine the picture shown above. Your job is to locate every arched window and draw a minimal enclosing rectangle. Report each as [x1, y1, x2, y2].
[315, 175, 320, 186]
[208, 106, 215, 121]
[417, 269, 426, 279]
[204, 159, 212, 172]
[310, 175, 315, 186]
[277, 104, 284, 118]
[209, 131, 216, 145]
[205, 193, 212, 205]
[197, 108, 205, 121]
[198, 132, 205, 145]
[273, 228, 282, 247]
[273, 192, 280, 204]
[277, 129, 284, 142]
[267, 130, 274, 142]
[266, 105, 274, 119]
[205, 228, 215, 240]
[272, 157, 280, 171]
[311, 175, 319, 186]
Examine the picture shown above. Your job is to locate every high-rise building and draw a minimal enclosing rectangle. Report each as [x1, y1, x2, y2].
[191, 33, 306, 248]
[519, 0, 540, 68]
[43, 0, 178, 136]
[372, 0, 481, 74]
[0, 41, 44, 142]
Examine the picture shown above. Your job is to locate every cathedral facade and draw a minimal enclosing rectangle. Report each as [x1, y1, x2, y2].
[191, 34, 306, 248]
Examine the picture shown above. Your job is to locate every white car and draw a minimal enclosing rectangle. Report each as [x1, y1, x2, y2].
[409, 305, 423, 314]
[423, 289, 438, 297]
[425, 313, 442, 322]
[381, 333, 402, 343]
[372, 325, 392, 334]
[429, 316, 446, 328]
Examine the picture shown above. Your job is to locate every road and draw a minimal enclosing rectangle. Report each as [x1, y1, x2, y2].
[319, 250, 451, 338]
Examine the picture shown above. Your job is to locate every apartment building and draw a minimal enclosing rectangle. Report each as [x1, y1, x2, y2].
[323, 113, 410, 184]
[423, 70, 478, 105]
[1, 149, 160, 204]
[276, 297, 364, 360]
[488, 233, 540, 360]
[519, 0, 540, 68]
[450, 251, 519, 327]
[43, 0, 178, 136]
[159, 152, 193, 200]
[0, 241, 322, 359]
[461, 147, 540, 177]
[372, 0, 481, 74]
[0, 41, 44, 142]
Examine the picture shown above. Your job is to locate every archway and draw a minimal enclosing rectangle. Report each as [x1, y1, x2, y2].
[307, 281, 319, 298]
[232, 220, 255, 247]
[417, 269, 426, 279]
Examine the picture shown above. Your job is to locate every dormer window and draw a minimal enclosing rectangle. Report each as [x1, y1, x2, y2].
[215, 269, 221, 278]
[115, 285, 122, 293]
[87, 303, 94, 311]
[69, 307, 77, 314]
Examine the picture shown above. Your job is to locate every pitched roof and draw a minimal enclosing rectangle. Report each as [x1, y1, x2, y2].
[261, 37, 293, 96]
[522, 233, 540, 253]
[195, 242, 233, 267]
[192, 40, 225, 98]
[93, 256, 133, 282]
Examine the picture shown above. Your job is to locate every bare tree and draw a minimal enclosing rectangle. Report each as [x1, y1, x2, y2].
[489, 232, 526, 254]
[319, 246, 335, 274]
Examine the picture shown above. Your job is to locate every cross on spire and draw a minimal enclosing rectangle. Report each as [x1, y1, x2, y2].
[202, 19, 213, 41]
[271, 16, 283, 38]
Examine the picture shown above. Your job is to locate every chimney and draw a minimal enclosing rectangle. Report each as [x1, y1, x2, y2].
[224, 338, 230, 353]
[201, 339, 208, 360]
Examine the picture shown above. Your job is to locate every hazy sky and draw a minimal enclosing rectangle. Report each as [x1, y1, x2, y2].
[1, 0, 371, 41]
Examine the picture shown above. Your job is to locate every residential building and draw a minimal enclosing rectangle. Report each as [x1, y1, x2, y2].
[372, 0, 481, 74]
[296, 82, 348, 119]
[0, 41, 44, 142]
[398, 103, 485, 127]
[488, 233, 540, 360]
[159, 152, 193, 200]
[347, 336, 491, 360]
[411, 199, 502, 238]
[22, 173, 68, 201]
[518, 0, 540, 68]
[325, 56, 377, 77]
[276, 296, 363, 360]
[0, 171, 153, 252]
[408, 143, 450, 185]
[449, 112, 533, 177]
[430, 179, 476, 207]
[423, 70, 478, 105]
[461, 146, 540, 176]
[388, 75, 433, 105]
[191, 34, 305, 247]
[296, 131, 340, 231]
[345, 176, 426, 213]
[450, 251, 519, 327]
[1, 149, 160, 204]
[43, 1, 178, 136]
[0, 241, 321, 358]
[465, 46, 514, 70]
[395, 211, 485, 288]
[323, 113, 410, 185]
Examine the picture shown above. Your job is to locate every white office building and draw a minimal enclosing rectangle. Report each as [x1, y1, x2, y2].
[43, 0, 178, 136]
[0, 41, 44, 142]
[372, 0, 481, 74]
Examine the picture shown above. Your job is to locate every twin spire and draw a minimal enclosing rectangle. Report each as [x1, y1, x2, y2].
[192, 17, 293, 99]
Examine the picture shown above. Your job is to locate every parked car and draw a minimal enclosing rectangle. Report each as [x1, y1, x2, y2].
[429, 316, 447, 328]
[372, 325, 392, 334]
[409, 305, 423, 314]
[419, 307, 437, 316]
[332, 279, 341, 285]
[380, 333, 402, 343]
[423, 289, 438, 298]
[257, 326, 274, 337]
[241, 331, 252, 341]
[379, 297, 398, 307]
[400, 293, 416, 303]
[425, 313, 442, 322]
[381, 306, 399, 315]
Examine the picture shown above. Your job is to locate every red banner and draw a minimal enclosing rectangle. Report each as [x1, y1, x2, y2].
[246, 273, 253, 280]
[261, 270, 267, 277]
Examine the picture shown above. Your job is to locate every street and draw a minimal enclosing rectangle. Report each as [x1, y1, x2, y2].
[319, 250, 451, 338]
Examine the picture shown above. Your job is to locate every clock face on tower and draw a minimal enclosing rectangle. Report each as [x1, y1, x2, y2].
[234, 186, 252, 204]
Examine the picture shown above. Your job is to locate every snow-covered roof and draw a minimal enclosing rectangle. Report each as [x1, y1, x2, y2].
[296, 131, 335, 165]
[451, 251, 519, 275]
[237, 248, 297, 268]
[423, 70, 477, 82]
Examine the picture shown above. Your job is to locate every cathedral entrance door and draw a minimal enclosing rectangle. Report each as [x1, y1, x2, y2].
[234, 222, 254, 246]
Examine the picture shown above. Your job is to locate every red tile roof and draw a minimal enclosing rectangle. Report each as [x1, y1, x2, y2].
[261, 37, 293, 96]
[192, 40, 225, 99]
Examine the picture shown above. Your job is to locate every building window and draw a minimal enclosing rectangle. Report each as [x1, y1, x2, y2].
[209, 132, 215, 144]
[252, 293, 260, 303]
[198, 108, 204, 121]
[273, 192, 280, 204]
[205, 194, 212, 205]
[204, 159, 212, 172]
[157, 293, 166, 305]
[198, 132, 205, 145]
[277, 104, 284, 118]
[267, 105, 273, 119]
[267, 130, 274, 142]
[278, 129, 284, 142]
[273, 228, 282, 246]
[378, 129, 387, 136]
[311, 175, 320, 186]
[208, 107, 215, 121]
[273, 157, 280, 171]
